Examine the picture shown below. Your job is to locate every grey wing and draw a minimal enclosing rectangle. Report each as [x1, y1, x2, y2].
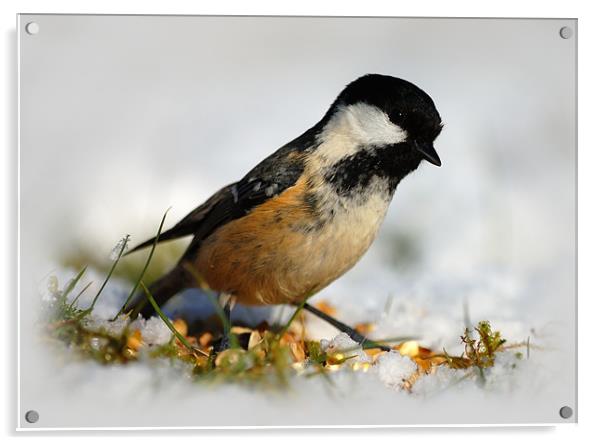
[127, 142, 307, 255]
[126, 183, 237, 254]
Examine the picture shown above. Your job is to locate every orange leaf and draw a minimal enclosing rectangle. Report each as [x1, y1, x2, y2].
[417, 346, 434, 358]
[173, 319, 188, 337]
[198, 332, 213, 347]
[126, 329, 142, 350]
[398, 341, 420, 357]
[279, 332, 297, 346]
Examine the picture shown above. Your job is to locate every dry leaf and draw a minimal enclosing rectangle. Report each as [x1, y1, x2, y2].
[195, 355, 210, 368]
[278, 332, 297, 346]
[248, 330, 264, 349]
[198, 332, 213, 347]
[126, 329, 142, 350]
[326, 352, 348, 366]
[418, 346, 434, 358]
[286, 319, 305, 337]
[351, 361, 371, 372]
[398, 341, 420, 357]
[363, 348, 386, 358]
[413, 357, 435, 373]
[122, 347, 137, 359]
[173, 319, 188, 337]
[289, 341, 306, 362]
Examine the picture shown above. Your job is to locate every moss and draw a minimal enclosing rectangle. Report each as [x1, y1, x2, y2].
[460, 320, 507, 370]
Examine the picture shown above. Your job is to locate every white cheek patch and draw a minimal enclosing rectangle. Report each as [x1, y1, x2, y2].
[315, 102, 407, 163]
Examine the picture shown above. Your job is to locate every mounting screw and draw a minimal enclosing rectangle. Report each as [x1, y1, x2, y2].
[559, 26, 573, 39]
[25, 22, 40, 35]
[559, 406, 573, 419]
[25, 410, 39, 423]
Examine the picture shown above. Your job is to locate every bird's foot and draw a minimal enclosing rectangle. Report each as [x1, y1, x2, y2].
[301, 302, 391, 351]
[214, 334, 230, 353]
[346, 330, 391, 352]
[213, 294, 234, 353]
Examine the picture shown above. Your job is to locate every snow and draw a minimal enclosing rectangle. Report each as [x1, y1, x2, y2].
[83, 314, 131, 338]
[411, 365, 470, 397]
[37, 267, 555, 400]
[320, 332, 357, 352]
[40, 275, 61, 303]
[375, 351, 417, 390]
[25, 225, 572, 430]
[320, 333, 371, 364]
[137, 316, 173, 346]
[109, 235, 130, 260]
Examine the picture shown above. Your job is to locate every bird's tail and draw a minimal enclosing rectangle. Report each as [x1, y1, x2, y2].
[126, 265, 195, 319]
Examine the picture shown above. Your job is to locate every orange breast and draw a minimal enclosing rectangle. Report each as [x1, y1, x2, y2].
[194, 175, 388, 305]
[195, 176, 315, 305]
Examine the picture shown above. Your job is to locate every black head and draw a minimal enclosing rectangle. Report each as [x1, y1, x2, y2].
[328, 74, 443, 166]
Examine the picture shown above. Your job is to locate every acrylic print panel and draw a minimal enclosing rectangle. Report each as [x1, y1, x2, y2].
[18, 15, 576, 428]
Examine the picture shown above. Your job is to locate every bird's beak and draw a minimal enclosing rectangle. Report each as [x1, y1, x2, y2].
[415, 141, 442, 167]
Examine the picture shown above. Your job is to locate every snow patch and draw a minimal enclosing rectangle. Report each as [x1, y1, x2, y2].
[320, 333, 371, 364]
[139, 317, 174, 345]
[375, 351, 417, 390]
[83, 314, 131, 338]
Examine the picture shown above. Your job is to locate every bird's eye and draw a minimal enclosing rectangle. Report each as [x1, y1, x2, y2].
[390, 110, 407, 126]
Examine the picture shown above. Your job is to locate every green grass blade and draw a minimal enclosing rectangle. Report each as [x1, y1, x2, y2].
[113, 210, 169, 320]
[61, 266, 88, 305]
[277, 294, 312, 339]
[140, 281, 207, 356]
[68, 281, 93, 310]
[87, 234, 130, 312]
[182, 263, 239, 349]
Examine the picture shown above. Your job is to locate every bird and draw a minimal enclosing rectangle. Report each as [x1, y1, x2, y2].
[125, 73, 443, 351]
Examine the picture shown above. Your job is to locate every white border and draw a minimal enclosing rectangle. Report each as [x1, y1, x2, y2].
[15, 11, 21, 433]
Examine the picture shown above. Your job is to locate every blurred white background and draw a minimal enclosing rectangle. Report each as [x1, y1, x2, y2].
[18, 15, 576, 426]
[20, 15, 575, 325]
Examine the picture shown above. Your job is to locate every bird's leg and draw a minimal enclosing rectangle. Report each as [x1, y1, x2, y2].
[215, 294, 234, 353]
[301, 303, 391, 351]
